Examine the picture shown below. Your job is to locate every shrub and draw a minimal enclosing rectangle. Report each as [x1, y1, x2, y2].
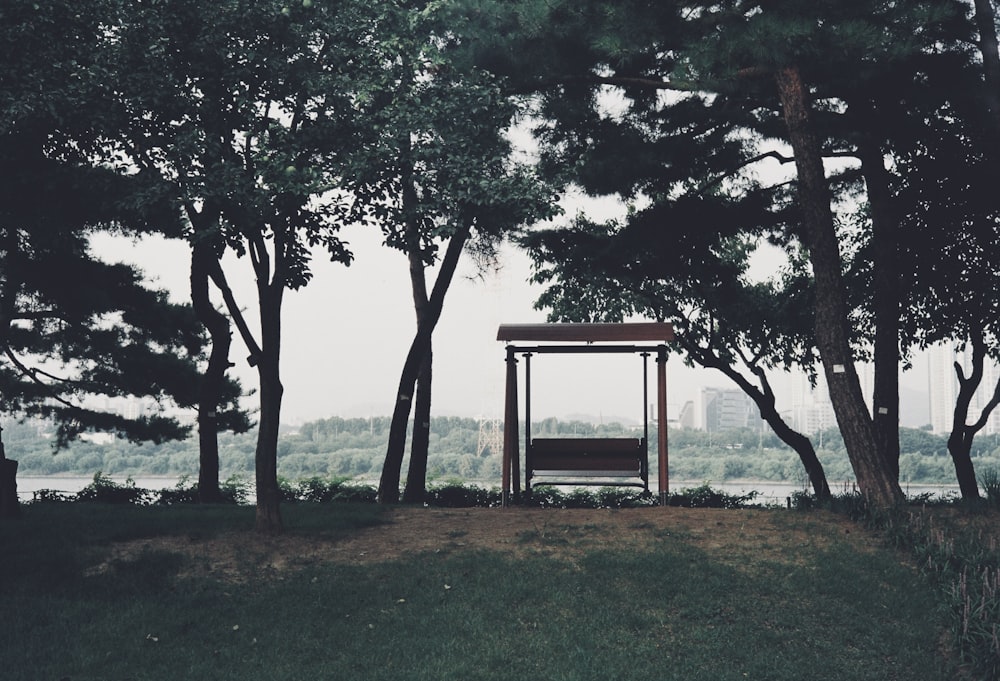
[666, 483, 758, 509]
[74, 472, 152, 505]
[219, 475, 251, 505]
[154, 476, 199, 505]
[789, 489, 815, 510]
[425, 483, 500, 508]
[979, 467, 1000, 508]
[28, 488, 74, 503]
[518, 485, 737, 509]
[294, 476, 377, 503]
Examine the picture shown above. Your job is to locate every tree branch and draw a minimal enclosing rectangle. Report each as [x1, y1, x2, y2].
[206, 259, 263, 366]
[3, 346, 78, 410]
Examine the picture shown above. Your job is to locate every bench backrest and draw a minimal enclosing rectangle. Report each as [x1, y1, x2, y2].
[529, 437, 643, 473]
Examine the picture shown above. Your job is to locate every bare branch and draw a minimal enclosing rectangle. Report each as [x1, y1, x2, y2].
[3, 345, 78, 410]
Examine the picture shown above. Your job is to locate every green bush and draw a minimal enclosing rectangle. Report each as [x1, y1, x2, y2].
[154, 476, 199, 505]
[979, 467, 1000, 508]
[219, 475, 251, 504]
[295, 476, 377, 503]
[425, 482, 500, 507]
[74, 472, 152, 505]
[666, 483, 758, 509]
[519, 484, 744, 509]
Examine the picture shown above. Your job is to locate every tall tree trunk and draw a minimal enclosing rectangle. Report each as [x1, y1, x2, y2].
[201, 231, 279, 530]
[254, 282, 284, 533]
[403, 344, 433, 503]
[255, 363, 284, 532]
[190, 242, 232, 503]
[378, 224, 471, 504]
[774, 65, 903, 508]
[856, 129, 901, 479]
[379, 329, 428, 503]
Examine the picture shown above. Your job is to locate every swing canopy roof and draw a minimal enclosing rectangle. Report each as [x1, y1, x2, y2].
[496, 322, 674, 343]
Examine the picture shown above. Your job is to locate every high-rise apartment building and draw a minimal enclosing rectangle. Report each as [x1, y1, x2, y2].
[701, 387, 756, 432]
[927, 343, 1000, 435]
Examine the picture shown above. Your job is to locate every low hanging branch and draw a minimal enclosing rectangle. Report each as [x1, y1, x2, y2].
[3, 346, 80, 410]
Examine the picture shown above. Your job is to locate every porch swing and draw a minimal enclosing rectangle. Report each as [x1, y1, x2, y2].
[497, 322, 674, 506]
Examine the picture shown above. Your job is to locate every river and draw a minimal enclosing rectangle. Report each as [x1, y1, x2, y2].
[13, 475, 962, 506]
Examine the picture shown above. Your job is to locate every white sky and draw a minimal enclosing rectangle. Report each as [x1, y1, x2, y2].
[92, 204, 931, 428]
[92, 221, 738, 425]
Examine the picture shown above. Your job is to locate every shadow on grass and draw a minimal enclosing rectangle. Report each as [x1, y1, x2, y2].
[1, 504, 944, 681]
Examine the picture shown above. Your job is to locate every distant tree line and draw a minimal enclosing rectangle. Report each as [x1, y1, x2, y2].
[9, 416, 998, 488]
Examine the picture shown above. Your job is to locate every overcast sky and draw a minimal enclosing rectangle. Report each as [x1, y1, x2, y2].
[93, 219, 745, 425]
[95, 211, 931, 428]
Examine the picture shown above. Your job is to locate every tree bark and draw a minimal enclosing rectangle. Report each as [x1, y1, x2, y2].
[774, 65, 903, 508]
[190, 241, 232, 503]
[945, 330, 997, 500]
[686, 341, 831, 500]
[254, 282, 284, 533]
[378, 224, 471, 504]
[0, 439, 19, 519]
[201, 234, 280, 530]
[402, 344, 433, 503]
[856, 128, 901, 479]
[379, 329, 429, 503]
[947, 425, 984, 501]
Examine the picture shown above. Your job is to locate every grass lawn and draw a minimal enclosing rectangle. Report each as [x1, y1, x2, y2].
[1, 502, 947, 680]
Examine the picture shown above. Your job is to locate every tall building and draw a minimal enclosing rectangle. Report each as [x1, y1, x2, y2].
[927, 343, 1000, 435]
[701, 387, 756, 432]
[786, 401, 837, 435]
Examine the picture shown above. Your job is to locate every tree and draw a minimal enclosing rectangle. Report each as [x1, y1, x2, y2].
[190, 233, 252, 503]
[0, 0, 228, 517]
[337, 2, 556, 504]
[465, 0, 982, 507]
[887, 63, 1000, 499]
[109, 0, 367, 531]
[524, 211, 832, 500]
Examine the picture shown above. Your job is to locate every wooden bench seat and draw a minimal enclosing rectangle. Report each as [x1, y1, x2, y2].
[528, 438, 645, 483]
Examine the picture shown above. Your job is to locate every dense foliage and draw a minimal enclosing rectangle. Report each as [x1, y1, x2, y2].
[9, 415, 999, 488]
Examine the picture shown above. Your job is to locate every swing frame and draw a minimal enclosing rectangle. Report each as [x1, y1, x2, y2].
[497, 323, 674, 506]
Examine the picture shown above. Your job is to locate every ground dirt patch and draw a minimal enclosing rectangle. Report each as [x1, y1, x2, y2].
[100, 506, 882, 581]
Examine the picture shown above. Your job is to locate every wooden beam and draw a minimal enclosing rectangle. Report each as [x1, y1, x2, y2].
[497, 322, 674, 343]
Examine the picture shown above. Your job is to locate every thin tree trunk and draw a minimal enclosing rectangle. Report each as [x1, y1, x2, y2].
[190, 242, 231, 503]
[769, 416, 831, 501]
[379, 330, 428, 503]
[774, 65, 902, 508]
[945, 330, 998, 500]
[379, 224, 471, 504]
[947, 428, 983, 500]
[687, 341, 831, 500]
[403, 344, 433, 503]
[254, 283, 284, 533]
[201, 235, 279, 530]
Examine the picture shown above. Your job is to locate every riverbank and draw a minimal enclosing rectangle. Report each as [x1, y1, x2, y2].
[14, 474, 963, 506]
